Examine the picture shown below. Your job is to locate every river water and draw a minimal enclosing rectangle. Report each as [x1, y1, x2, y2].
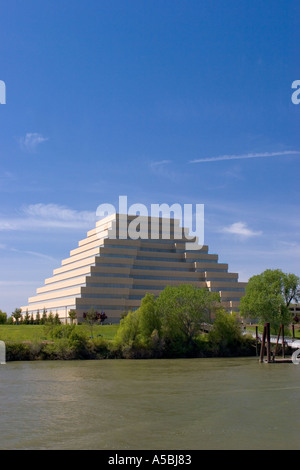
[0, 357, 299, 450]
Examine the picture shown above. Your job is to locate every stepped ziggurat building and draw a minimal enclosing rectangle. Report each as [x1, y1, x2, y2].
[21, 213, 247, 323]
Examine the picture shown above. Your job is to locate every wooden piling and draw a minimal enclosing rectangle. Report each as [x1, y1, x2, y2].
[282, 324, 285, 358]
[259, 322, 272, 363]
[255, 325, 259, 356]
[266, 322, 271, 363]
[259, 324, 267, 363]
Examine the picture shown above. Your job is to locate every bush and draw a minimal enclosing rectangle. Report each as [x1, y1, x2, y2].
[208, 310, 255, 356]
[6, 341, 44, 361]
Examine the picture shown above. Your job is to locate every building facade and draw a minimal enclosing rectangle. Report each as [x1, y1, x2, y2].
[21, 213, 247, 323]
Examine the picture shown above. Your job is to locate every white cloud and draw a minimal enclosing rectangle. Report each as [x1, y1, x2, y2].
[190, 150, 300, 164]
[221, 222, 262, 238]
[150, 160, 172, 167]
[10, 247, 58, 262]
[20, 133, 49, 152]
[0, 203, 97, 231]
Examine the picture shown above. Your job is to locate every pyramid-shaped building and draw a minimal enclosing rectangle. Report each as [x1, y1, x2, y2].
[21, 213, 246, 323]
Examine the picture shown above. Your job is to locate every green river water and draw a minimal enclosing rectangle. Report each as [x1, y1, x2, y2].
[0, 357, 299, 450]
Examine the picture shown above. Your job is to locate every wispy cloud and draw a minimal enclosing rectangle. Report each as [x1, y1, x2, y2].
[20, 133, 49, 152]
[0, 203, 97, 231]
[149, 159, 181, 182]
[190, 150, 300, 164]
[150, 160, 172, 167]
[10, 247, 59, 262]
[221, 222, 262, 238]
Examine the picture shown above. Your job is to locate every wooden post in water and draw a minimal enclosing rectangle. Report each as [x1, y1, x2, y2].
[292, 324, 295, 341]
[282, 324, 285, 358]
[266, 322, 271, 363]
[259, 323, 271, 363]
[255, 326, 259, 356]
[259, 324, 267, 363]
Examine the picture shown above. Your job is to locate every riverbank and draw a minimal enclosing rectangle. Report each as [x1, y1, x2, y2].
[3, 332, 257, 362]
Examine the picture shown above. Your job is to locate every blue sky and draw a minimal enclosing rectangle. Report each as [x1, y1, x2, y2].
[0, 0, 299, 315]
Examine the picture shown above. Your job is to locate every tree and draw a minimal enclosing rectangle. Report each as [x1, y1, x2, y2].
[0, 310, 7, 324]
[208, 309, 244, 354]
[240, 269, 300, 332]
[12, 308, 22, 325]
[23, 310, 30, 325]
[35, 311, 41, 325]
[114, 310, 140, 349]
[156, 284, 220, 350]
[41, 309, 47, 325]
[138, 293, 161, 345]
[48, 311, 54, 324]
[83, 307, 107, 338]
[68, 309, 77, 324]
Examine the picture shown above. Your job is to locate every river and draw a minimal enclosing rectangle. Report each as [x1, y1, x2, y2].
[0, 357, 299, 450]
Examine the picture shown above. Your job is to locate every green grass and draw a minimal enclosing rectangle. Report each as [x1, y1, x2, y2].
[245, 324, 300, 339]
[0, 323, 119, 342]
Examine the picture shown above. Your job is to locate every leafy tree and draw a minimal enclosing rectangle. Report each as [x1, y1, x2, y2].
[6, 315, 14, 324]
[114, 310, 140, 349]
[208, 310, 244, 354]
[48, 311, 54, 324]
[138, 293, 161, 345]
[12, 308, 22, 325]
[0, 310, 7, 324]
[240, 269, 300, 332]
[68, 309, 77, 324]
[41, 309, 48, 325]
[156, 285, 220, 350]
[35, 311, 41, 325]
[83, 307, 107, 338]
[54, 313, 61, 325]
[23, 310, 30, 325]
[99, 311, 107, 325]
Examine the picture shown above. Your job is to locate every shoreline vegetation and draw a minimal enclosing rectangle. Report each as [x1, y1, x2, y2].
[1, 279, 299, 362]
[1, 322, 257, 362]
[1, 322, 297, 362]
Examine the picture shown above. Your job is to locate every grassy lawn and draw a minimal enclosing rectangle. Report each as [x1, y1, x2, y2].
[0, 323, 119, 342]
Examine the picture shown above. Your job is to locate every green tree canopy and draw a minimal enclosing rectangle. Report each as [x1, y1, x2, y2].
[0, 310, 7, 324]
[68, 309, 77, 324]
[240, 269, 300, 331]
[83, 307, 107, 337]
[138, 293, 161, 344]
[12, 308, 22, 325]
[114, 310, 140, 349]
[156, 284, 220, 348]
[208, 309, 244, 353]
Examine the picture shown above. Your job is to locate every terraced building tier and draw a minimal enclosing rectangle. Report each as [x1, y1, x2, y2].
[20, 213, 247, 323]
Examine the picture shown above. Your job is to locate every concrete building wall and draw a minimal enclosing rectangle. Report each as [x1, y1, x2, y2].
[21, 214, 246, 323]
